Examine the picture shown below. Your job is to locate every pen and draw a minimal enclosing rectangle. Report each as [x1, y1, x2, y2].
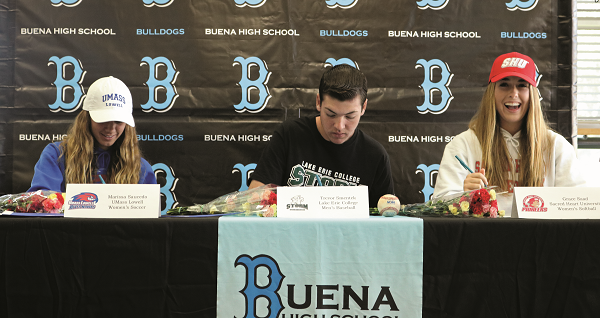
[315, 174, 323, 186]
[455, 155, 488, 187]
[454, 155, 473, 173]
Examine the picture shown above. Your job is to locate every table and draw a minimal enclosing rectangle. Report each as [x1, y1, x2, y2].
[0, 216, 598, 317]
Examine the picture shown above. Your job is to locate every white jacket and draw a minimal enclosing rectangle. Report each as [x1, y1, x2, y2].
[433, 129, 586, 216]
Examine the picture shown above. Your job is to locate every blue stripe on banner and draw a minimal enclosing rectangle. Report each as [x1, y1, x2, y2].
[217, 216, 423, 318]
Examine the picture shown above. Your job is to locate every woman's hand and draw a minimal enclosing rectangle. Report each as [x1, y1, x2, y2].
[463, 168, 488, 191]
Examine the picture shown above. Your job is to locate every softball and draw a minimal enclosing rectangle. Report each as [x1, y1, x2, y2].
[377, 194, 401, 217]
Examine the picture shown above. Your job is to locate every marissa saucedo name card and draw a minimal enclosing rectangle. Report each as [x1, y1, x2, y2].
[513, 187, 600, 219]
[277, 186, 369, 218]
[64, 184, 160, 218]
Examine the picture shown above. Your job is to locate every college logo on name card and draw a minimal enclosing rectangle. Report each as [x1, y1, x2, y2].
[415, 58, 454, 115]
[506, 0, 538, 11]
[287, 195, 308, 211]
[48, 56, 86, 112]
[522, 195, 548, 212]
[68, 192, 99, 210]
[416, 0, 450, 10]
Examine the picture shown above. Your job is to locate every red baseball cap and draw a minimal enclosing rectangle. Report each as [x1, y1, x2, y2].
[488, 52, 537, 87]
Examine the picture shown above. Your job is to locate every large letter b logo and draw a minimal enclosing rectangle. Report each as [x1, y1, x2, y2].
[416, 59, 454, 115]
[416, 0, 450, 10]
[233, 57, 272, 113]
[416, 164, 439, 202]
[141, 56, 179, 112]
[143, 0, 174, 7]
[326, 0, 359, 9]
[506, 0, 538, 11]
[235, 0, 267, 7]
[235, 254, 284, 318]
[48, 56, 86, 112]
[152, 163, 179, 215]
[233, 163, 257, 192]
[50, 0, 82, 7]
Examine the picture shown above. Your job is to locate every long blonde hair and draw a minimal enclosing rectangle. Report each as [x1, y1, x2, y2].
[60, 111, 142, 184]
[468, 83, 553, 191]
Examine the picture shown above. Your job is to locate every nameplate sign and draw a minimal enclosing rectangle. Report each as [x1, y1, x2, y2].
[64, 184, 160, 218]
[513, 187, 600, 219]
[277, 186, 369, 218]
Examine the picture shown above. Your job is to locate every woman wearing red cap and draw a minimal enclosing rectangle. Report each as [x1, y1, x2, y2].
[28, 76, 156, 192]
[433, 52, 585, 216]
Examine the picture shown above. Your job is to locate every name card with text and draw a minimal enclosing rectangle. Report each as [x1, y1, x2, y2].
[513, 187, 600, 219]
[277, 186, 369, 218]
[64, 184, 160, 218]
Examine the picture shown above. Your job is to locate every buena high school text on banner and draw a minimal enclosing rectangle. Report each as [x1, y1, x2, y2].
[217, 217, 423, 318]
[2, 0, 574, 211]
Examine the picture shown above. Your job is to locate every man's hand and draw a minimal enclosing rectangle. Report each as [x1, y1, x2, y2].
[248, 180, 265, 190]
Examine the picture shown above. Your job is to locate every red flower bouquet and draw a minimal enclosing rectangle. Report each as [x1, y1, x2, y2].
[167, 183, 278, 217]
[400, 187, 504, 218]
[0, 190, 66, 214]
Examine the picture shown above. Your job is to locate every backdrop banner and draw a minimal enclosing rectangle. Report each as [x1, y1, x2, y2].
[0, 0, 573, 212]
[217, 216, 424, 318]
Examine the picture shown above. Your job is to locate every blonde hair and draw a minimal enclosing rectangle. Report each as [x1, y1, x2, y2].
[60, 111, 142, 184]
[468, 83, 553, 191]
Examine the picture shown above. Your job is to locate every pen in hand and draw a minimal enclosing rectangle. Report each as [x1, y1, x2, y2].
[454, 155, 487, 187]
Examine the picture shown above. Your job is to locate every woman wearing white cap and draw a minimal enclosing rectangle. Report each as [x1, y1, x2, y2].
[29, 76, 156, 192]
[433, 52, 585, 216]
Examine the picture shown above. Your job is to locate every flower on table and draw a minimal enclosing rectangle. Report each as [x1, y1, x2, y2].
[42, 193, 65, 213]
[0, 190, 66, 214]
[459, 195, 469, 203]
[460, 201, 470, 212]
[249, 192, 261, 204]
[400, 186, 503, 218]
[472, 204, 483, 217]
[242, 202, 251, 213]
[262, 204, 277, 217]
[448, 204, 458, 215]
[260, 190, 277, 207]
[482, 204, 491, 213]
[167, 184, 278, 216]
[225, 195, 237, 212]
[479, 189, 491, 203]
[490, 206, 499, 218]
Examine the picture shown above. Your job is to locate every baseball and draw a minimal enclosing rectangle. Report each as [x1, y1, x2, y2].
[378, 194, 401, 217]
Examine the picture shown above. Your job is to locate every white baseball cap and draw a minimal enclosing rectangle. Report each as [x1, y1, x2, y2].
[83, 76, 135, 127]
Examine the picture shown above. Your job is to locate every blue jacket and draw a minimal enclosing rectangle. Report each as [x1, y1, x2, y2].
[28, 142, 157, 192]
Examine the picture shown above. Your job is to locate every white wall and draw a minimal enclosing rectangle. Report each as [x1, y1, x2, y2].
[578, 148, 600, 187]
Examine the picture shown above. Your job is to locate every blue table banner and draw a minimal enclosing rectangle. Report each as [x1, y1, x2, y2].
[217, 216, 423, 318]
